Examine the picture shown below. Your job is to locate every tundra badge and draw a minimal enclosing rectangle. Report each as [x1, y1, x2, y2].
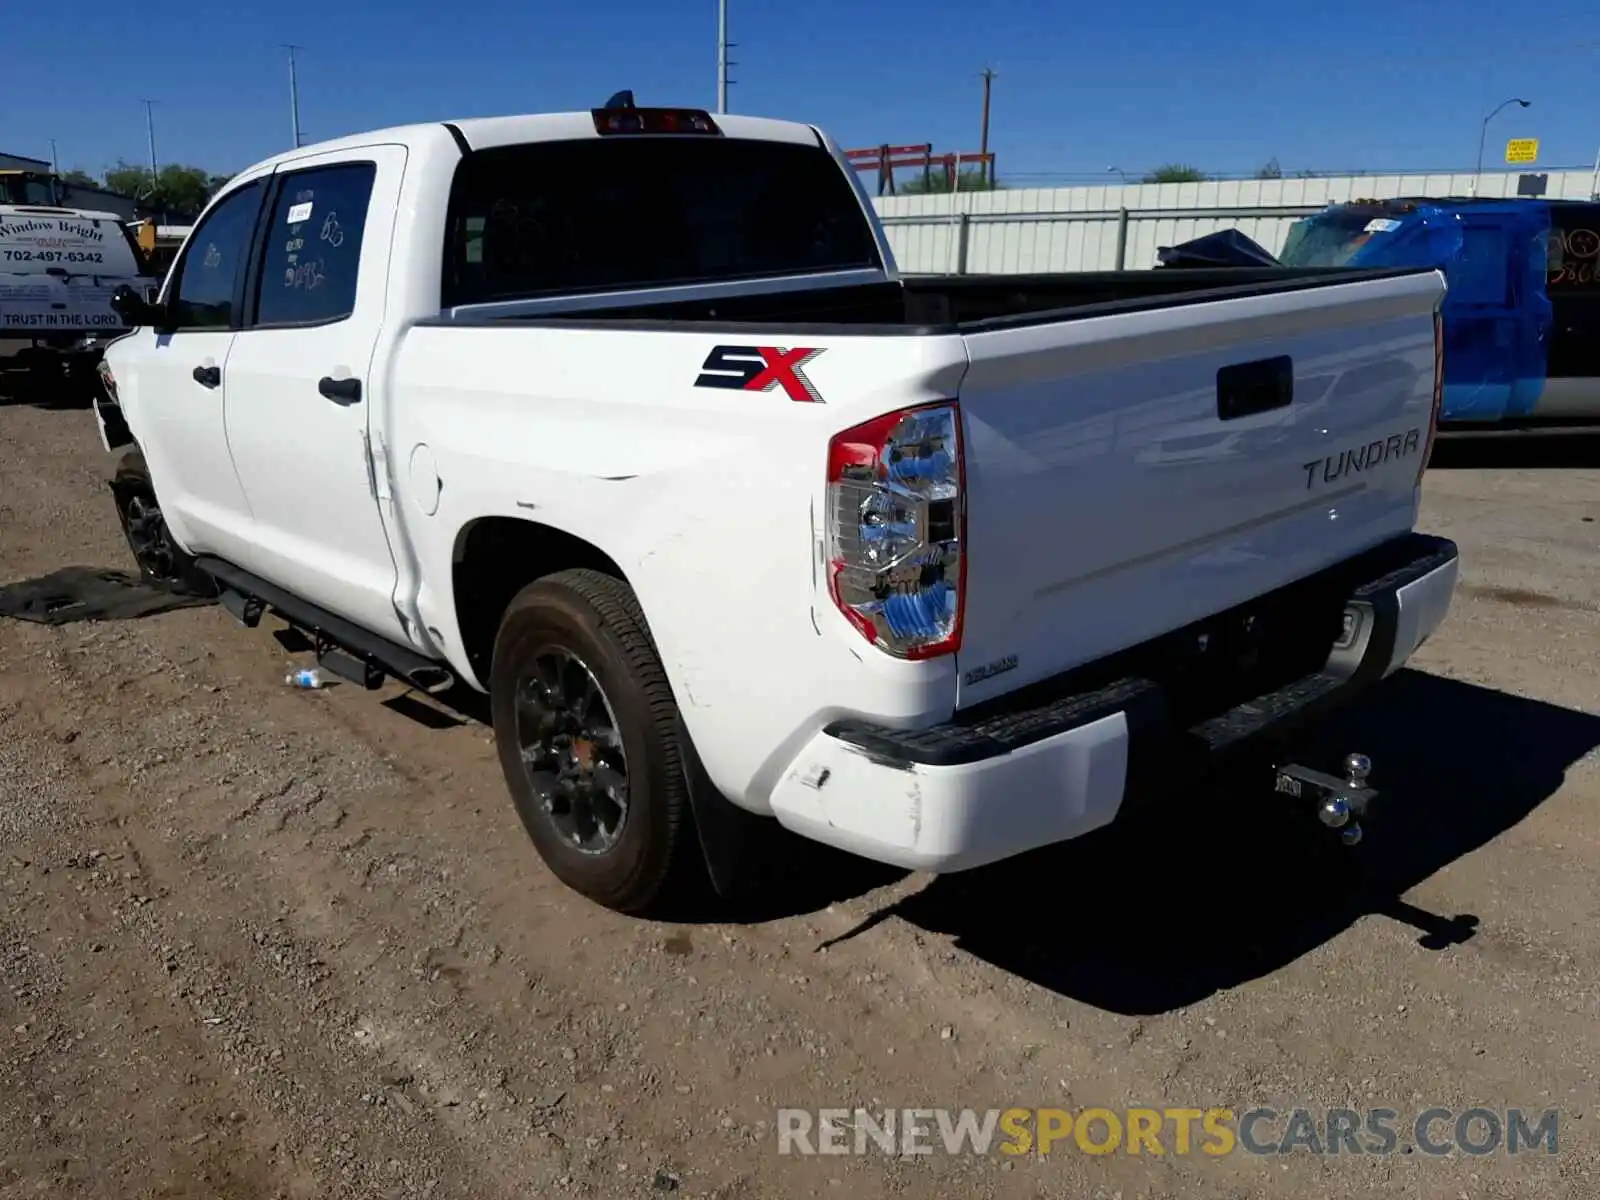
[1303, 427, 1421, 489]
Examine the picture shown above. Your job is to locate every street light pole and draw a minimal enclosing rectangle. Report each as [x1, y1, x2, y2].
[141, 99, 159, 193]
[286, 44, 304, 148]
[716, 0, 734, 113]
[1474, 97, 1531, 196]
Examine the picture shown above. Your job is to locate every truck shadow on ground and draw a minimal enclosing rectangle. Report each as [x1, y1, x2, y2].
[848, 669, 1600, 1016]
[1431, 432, 1600, 470]
[0, 381, 100, 410]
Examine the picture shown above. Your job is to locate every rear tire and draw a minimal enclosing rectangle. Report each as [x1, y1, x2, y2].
[110, 451, 216, 597]
[489, 569, 694, 914]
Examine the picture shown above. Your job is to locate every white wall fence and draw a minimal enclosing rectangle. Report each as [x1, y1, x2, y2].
[871, 167, 1600, 274]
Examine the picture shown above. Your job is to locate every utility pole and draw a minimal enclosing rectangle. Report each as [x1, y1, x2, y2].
[1471, 96, 1530, 196]
[716, 0, 735, 113]
[979, 67, 997, 186]
[141, 100, 159, 194]
[48, 138, 59, 175]
[285, 44, 304, 148]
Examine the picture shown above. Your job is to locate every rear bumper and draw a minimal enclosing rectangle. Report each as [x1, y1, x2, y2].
[768, 533, 1459, 872]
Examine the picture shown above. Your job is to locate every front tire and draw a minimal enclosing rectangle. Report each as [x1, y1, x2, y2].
[489, 569, 694, 914]
[110, 451, 216, 597]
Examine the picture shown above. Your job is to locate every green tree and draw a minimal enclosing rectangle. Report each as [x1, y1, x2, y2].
[898, 167, 1003, 195]
[59, 168, 99, 188]
[102, 160, 225, 218]
[102, 160, 153, 198]
[1143, 164, 1208, 183]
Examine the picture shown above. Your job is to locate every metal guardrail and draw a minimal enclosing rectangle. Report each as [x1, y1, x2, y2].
[876, 204, 1326, 272]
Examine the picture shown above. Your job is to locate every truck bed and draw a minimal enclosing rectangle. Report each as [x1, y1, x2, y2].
[448, 266, 1430, 333]
[403, 263, 1444, 713]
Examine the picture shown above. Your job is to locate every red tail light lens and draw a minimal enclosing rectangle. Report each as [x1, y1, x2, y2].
[97, 359, 119, 404]
[825, 402, 964, 660]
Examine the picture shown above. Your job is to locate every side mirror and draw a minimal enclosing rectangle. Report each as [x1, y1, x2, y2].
[110, 284, 147, 325]
[110, 283, 162, 328]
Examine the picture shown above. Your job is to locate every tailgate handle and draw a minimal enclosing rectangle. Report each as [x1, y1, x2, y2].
[1217, 355, 1293, 421]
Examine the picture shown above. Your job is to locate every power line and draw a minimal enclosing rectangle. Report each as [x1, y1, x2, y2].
[993, 38, 1600, 79]
[998, 161, 1600, 185]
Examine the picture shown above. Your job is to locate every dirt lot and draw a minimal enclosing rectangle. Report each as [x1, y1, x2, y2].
[0, 402, 1596, 1200]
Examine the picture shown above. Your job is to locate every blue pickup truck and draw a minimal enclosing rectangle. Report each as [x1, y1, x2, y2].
[1273, 197, 1600, 429]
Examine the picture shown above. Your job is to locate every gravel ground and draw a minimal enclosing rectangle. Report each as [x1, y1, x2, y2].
[0, 400, 1596, 1199]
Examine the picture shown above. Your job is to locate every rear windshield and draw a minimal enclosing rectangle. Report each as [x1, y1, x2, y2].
[441, 136, 882, 308]
[0, 213, 142, 277]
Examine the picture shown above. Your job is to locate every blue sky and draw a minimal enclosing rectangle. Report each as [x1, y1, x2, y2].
[6, 0, 1599, 185]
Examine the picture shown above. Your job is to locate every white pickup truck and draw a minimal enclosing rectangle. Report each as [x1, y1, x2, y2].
[97, 100, 1460, 913]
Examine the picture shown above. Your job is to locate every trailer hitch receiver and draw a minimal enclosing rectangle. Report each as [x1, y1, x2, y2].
[1274, 752, 1375, 846]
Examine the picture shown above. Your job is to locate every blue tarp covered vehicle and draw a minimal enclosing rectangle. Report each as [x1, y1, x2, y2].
[1276, 198, 1562, 426]
[1272, 197, 1600, 427]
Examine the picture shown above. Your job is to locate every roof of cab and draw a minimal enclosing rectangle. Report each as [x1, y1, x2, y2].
[232, 110, 823, 182]
[0, 203, 128, 222]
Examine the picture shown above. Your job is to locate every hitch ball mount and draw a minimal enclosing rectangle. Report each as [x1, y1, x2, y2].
[1274, 752, 1375, 846]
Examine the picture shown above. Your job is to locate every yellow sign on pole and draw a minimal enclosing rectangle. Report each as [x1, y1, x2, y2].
[1505, 138, 1540, 165]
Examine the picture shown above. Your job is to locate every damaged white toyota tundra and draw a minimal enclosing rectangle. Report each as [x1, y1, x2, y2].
[94, 98, 1459, 913]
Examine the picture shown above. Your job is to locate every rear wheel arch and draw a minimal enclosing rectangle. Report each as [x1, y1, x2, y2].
[450, 516, 631, 685]
[489, 568, 697, 912]
[454, 516, 777, 910]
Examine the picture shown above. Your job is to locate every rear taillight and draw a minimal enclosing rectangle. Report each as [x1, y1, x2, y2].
[825, 402, 964, 660]
[97, 359, 119, 404]
[1420, 309, 1444, 485]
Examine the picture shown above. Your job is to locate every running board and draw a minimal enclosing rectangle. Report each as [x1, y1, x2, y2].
[195, 556, 455, 695]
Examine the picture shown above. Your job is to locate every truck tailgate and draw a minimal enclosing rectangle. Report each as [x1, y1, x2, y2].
[953, 268, 1444, 708]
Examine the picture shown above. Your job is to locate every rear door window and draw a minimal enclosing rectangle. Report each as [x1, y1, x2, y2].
[254, 162, 376, 326]
[442, 136, 881, 307]
[1546, 206, 1600, 289]
[1544, 205, 1600, 379]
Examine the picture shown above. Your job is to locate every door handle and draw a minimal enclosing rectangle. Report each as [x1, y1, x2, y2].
[318, 376, 362, 404]
[192, 364, 221, 388]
